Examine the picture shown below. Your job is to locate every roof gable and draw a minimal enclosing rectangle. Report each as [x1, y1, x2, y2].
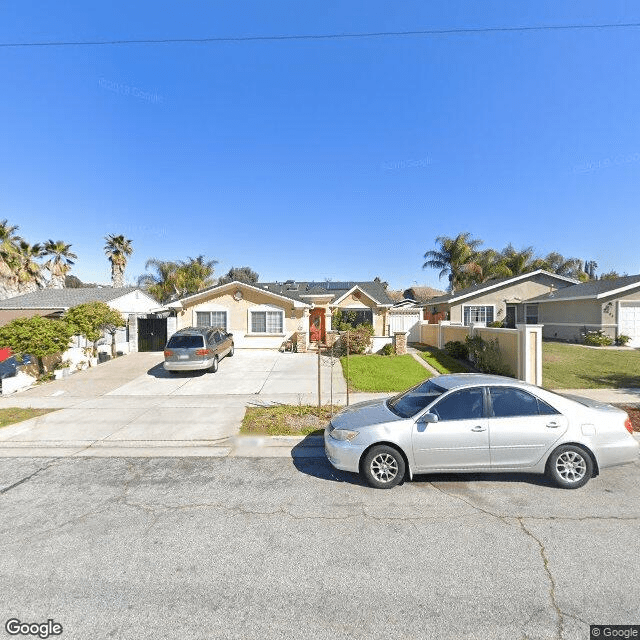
[0, 287, 153, 310]
[528, 274, 640, 303]
[424, 270, 579, 306]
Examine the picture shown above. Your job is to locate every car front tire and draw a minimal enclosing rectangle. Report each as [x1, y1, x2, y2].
[547, 445, 593, 489]
[362, 445, 406, 489]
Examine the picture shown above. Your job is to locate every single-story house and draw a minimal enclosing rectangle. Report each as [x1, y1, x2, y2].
[166, 280, 396, 350]
[0, 287, 161, 353]
[527, 274, 640, 346]
[422, 270, 580, 327]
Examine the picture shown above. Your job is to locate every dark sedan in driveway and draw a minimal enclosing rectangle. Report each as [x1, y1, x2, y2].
[163, 326, 234, 373]
[325, 374, 639, 489]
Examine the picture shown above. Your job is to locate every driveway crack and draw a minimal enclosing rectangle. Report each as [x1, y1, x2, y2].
[518, 518, 564, 640]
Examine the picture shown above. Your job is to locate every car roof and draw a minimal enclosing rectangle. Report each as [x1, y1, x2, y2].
[434, 373, 534, 391]
[171, 326, 210, 335]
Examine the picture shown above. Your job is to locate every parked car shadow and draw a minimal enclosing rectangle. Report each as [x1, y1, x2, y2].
[146, 363, 208, 379]
[292, 435, 555, 489]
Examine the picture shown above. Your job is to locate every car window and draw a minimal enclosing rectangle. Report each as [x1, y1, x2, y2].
[431, 388, 484, 421]
[536, 398, 560, 415]
[166, 335, 205, 349]
[387, 379, 446, 418]
[489, 387, 542, 417]
[213, 331, 222, 342]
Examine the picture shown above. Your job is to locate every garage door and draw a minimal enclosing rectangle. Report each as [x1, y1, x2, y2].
[619, 303, 640, 347]
[389, 310, 422, 342]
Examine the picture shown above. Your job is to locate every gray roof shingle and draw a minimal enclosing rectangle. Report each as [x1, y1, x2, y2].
[528, 274, 640, 302]
[0, 287, 144, 309]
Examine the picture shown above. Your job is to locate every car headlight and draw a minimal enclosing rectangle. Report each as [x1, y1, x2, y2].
[329, 428, 359, 442]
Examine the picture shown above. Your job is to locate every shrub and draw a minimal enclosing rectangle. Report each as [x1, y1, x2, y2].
[616, 334, 631, 346]
[444, 340, 469, 360]
[65, 302, 125, 357]
[338, 324, 374, 355]
[0, 316, 74, 376]
[378, 343, 394, 356]
[487, 321, 504, 328]
[583, 330, 614, 347]
[465, 335, 511, 376]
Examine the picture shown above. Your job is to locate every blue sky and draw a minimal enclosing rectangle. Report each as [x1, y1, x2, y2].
[1, 1, 639, 290]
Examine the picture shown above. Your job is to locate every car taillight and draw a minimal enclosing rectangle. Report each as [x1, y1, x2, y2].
[164, 350, 173, 357]
[624, 417, 633, 435]
[195, 348, 211, 356]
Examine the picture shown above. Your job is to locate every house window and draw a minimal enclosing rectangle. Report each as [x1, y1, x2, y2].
[250, 310, 283, 334]
[463, 306, 494, 325]
[196, 311, 228, 330]
[525, 304, 539, 324]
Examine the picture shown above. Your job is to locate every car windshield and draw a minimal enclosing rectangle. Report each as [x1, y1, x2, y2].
[166, 335, 205, 349]
[387, 379, 446, 418]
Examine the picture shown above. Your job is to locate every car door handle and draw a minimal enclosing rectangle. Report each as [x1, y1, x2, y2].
[546, 421, 561, 428]
[471, 426, 486, 432]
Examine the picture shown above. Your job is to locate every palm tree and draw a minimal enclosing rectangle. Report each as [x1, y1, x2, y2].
[138, 259, 180, 303]
[499, 244, 539, 276]
[14, 241, 45, 293]
[423, 232, 483, 292]
[175, 255, 218, 294]
[43, 240, 77, 289]
[104, 234, 133, 288]
[0, 220, 26, 299]
[138, 255, 218, 303]
[472, 249, 512, 284]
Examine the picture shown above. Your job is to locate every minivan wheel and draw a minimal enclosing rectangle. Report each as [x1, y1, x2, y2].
[228, 344, 234, 357]
[362, 445, 405, 489]
[210, 356, 219, 373]
[547, 445, 593, 489]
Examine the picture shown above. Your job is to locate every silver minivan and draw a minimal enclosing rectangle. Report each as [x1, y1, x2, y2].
[163, 327, 234, 373]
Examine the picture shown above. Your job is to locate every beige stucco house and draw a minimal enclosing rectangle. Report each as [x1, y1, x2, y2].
[528, 274, 640, 346]
[422, 270, 579, 327]
[166, 280, 395, 350]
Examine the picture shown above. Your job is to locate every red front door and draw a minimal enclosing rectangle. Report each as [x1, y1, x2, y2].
[309, 308, 326, 343]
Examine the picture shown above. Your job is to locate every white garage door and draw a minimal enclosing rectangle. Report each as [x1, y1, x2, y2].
[619, 303, 640, 347]
[389, 311, 422, 342]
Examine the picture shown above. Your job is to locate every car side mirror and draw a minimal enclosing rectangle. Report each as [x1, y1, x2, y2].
[420, 412, 439, 424]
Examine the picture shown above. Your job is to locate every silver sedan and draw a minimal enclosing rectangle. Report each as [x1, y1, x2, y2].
[324, 374, 639, 489]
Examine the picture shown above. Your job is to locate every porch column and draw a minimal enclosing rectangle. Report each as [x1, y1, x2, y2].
[516, 324, 543, 386]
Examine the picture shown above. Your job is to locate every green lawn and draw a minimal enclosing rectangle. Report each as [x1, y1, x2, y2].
[0, 408, 55, 429]
[340, 354, 430, 392]
[543, 342, 640, 389]
[414, 345, 473, 374]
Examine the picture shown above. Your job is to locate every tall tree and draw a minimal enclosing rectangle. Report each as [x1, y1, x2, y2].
[0, 219, 24, 299]
[423, 232, 483, 292]
[138, 255, 218, 303]
[43, 240, 77, 289]
[104, 234, 133, 288]
[14, 241, 45, 294]
[499, 244, 539, 276]
[471, 248, 512, 284]
[218, 266, 259, 286]
[541, 252, 586, 280]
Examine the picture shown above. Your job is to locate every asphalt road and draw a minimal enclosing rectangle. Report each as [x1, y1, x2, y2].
[1, 455, 639, 640]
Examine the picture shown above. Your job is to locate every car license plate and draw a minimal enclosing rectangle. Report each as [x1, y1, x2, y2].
[178, 355, 189, 360]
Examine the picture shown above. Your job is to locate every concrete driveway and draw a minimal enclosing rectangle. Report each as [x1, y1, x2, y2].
[0, 350, 347, 457]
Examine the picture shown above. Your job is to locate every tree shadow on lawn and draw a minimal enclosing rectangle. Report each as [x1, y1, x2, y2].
[572, 372, 640, 389]
[146, 363, 208, 379]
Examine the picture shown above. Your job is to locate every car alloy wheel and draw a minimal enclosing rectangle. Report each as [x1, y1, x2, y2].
[362, 445, 406, 489]
[555, 450, 587, 483]
[548, 445, 593, 489]
[210, 356, 219, 373]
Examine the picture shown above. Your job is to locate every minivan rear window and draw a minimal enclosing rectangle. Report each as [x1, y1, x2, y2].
[167, 335, 205, 349]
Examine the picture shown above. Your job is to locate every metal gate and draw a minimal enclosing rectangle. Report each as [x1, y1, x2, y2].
[389, 310, 422, 342]
[137, 317, 167, 352]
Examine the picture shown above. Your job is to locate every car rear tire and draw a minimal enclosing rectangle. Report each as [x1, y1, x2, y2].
[362, 445, 405, 489]
[210, 356, 219, 373]
[228, 344, 234, 357]
[547, 445, 593, 489]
